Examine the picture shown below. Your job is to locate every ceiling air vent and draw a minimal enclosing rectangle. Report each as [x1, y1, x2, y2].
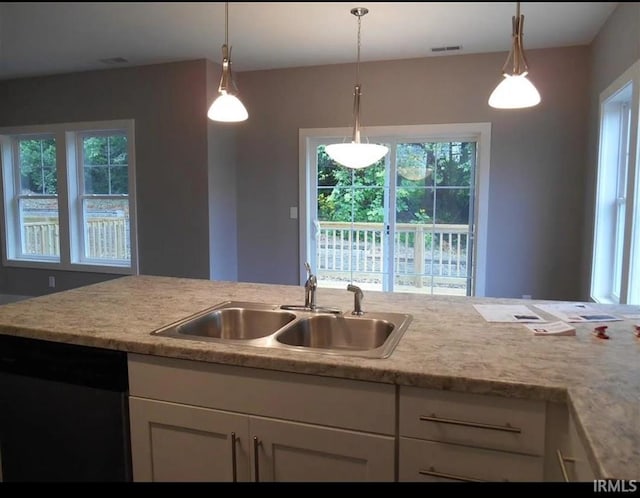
[99, 57, 129, 65]
[431, 45, 462, 53]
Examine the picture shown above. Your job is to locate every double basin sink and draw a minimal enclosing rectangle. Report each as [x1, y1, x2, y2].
[151, 301, 412, 359]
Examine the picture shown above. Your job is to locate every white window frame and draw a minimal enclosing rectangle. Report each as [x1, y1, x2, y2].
[2, 133, 60, 263]
[591, 60, 640, 304]
[298, 123, 491, 297]
[0, 119, 139, 275]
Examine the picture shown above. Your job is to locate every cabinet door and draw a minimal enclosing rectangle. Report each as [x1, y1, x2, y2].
[129, 397, 250, 482]
[249, 416, 395, 482]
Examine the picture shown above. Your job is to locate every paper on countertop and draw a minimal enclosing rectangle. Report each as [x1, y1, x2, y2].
[533, 303, 622, 323]
[473, 304, 546, 323]
[523, 321, 576, 336]
[623, 314, 640, 319]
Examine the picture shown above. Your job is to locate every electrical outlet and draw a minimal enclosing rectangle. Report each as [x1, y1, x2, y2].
[48, 276, 56, 288]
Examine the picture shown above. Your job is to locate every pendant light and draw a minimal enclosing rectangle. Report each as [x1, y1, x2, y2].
[325, 8, 388, 169]
[207, 2, 248, 122]
[488, 2, 541, 109]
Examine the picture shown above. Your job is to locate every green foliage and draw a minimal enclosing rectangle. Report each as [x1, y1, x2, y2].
[19, 138, 57, 194]
[317, 141, 475, 225]
[18, 135, 128, 196]
[83, 135, 128, 194]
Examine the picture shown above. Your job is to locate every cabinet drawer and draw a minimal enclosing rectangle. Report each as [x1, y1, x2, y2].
[399, 437, 543, 482]
[399, 386, 546, 455]
[129, 353, 395, 435]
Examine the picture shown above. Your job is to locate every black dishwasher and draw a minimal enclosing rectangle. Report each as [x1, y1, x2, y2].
[0, 334, 132, 481]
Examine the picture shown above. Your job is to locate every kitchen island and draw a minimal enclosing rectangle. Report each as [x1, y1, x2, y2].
[0, 275, 637, 479]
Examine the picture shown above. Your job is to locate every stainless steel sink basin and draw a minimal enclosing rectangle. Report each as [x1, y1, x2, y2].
[274, 312, 411, 358]
[151, 301, 412, 358]
[151, 302, 296, 341]
[275, 315, 392, 349]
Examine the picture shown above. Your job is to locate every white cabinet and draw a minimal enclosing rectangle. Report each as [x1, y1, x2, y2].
[545, 402, 597, 482]
[249, 416, 393, 482]
[128, 354, 395, 482]
[129, 397, 250, 482]
[398, 386, 546, 482]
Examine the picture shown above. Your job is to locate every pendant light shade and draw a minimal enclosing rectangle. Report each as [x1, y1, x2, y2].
[488, 2, 541, 109]
[207, 87, 249, 122]
[208, 2, 248, 122]
[488, 74, 541, 109]
[326, 8, 388, 169]
[325, 142, 389, 170]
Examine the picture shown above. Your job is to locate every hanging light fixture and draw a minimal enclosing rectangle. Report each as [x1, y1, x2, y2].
[207, 2, 248, 122]
[325, 8, 388, 169]
[488, 2, 541, 109]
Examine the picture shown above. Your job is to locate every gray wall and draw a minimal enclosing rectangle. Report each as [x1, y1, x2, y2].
[207, 60, 239, 281]
[0, 60, 213, 294]
[581, 2, 640, 300]
[236, 47, 590, 300]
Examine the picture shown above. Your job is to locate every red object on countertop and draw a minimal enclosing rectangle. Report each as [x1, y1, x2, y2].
[594, 325, 610, 339]
[634, 325, 640, 338]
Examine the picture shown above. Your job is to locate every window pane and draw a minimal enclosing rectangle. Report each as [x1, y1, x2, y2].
[397, 143, 434, 187]
[83, 198, 130, 262]
[434, 142, 474, 187]
[435, 188, 471, 224]
[83, 136, 108, 165]
[317, 186, 385, 223]
[318, 145, 385, 187]
[108, 135, 128, 165]
[396, 187, 434, 224]
[19, 138, 57, 194]
[20, 198, 59, 258]
[84, 166, 109, 194]
[110, 166, 128, 194]
[83, 135, 128, 194]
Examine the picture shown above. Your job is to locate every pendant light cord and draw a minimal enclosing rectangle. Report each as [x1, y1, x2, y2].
[355, 12, 361, 85]
[502, 1, 529, 76]
[350, 8, 368, 143]
[224, 1, 229, 47]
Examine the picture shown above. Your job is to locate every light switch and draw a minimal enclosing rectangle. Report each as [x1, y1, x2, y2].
[289, 207, 298, 219]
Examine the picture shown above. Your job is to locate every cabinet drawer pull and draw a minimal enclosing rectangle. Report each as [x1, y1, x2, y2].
[419, 414, 521, 433]
[253, 436, 260, 482]
[419, 466, 484, 482]
[230, 432, 238, 483]
[556, 449, 576, 483]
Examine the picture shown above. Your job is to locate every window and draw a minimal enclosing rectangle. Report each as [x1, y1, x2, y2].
[299, 123, 491, 296]
[591, 60, 640, 304]
[0, 120, 138, 274]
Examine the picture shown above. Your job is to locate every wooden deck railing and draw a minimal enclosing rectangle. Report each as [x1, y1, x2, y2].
[23, 217, 130, 260]
[316, 221, 470, 288]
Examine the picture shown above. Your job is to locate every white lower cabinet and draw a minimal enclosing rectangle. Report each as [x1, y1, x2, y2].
[545, 402, 597, 481]
[128, 354, 395, 482]
[249, 416, 394, 482]
[130, 397, 250, 481]
[398, 386, 546, 482]
[128, 354, 601, 482]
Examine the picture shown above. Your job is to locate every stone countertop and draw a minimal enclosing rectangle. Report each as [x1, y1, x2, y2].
[0, 275, 638, 479]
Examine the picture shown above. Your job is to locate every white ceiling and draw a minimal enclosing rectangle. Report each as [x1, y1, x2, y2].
[0, 2, 619, 80]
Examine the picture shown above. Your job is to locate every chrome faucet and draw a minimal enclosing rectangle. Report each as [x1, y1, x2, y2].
[347, 284, 364, 315]
[304, 262, 318, 310]
[280, 262, 341, 314]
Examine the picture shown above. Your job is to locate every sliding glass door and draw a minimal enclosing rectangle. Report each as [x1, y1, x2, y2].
[309, 136, 477, 296]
